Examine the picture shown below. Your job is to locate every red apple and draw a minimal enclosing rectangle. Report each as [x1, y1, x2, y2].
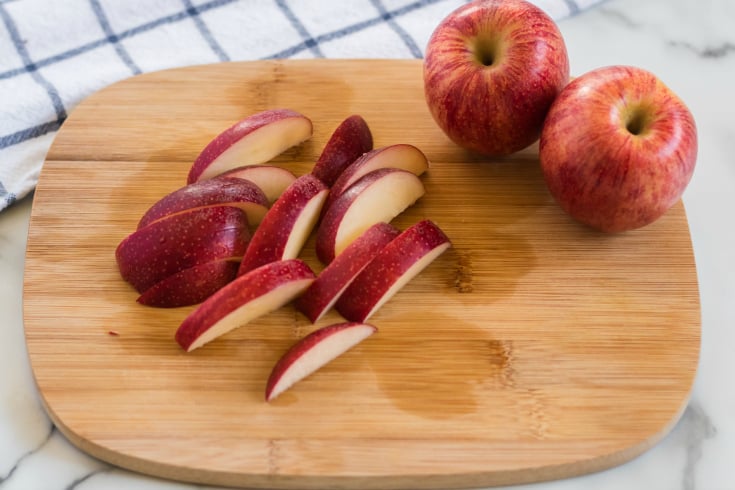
[336, 220, 451, 322]
[237, 174, 329, 276]
[265, 322, 377, 402]
[311, 115, 373, 187]
[539, 65, 698, 232]
[423, 0, 569, 156]
[137, 177, 269, 229]
[187, 109, 312, 184]
[175, 259, 316, 352]
[323, 144, 429, 214]
[217, 165, 297, 204]
[315, 168, 425, 264]
[116, 206, 250, 293]
[296, 223, 400, 323]
[136, 258, 240, 308]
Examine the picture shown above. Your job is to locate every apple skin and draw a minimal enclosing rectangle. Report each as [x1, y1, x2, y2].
[175, 259, 316, 352]
[217, 165, 297, 204]
[237, 174, 329, 276]
[137, 177, 269, 229]
[322, 144, 429, 215]
[423, 0, 569, 156]
[136, 258, 240, 308]
[336, 220, 451, 323]
[311, 115, 373, 187]
[315, 168, 425, 264]
[539, 66, 698, 232]
[265, 322, 377, 402]
[296, 223, 400, 323]
[187, 109, 312, 184]
[116, 206, 250, 293]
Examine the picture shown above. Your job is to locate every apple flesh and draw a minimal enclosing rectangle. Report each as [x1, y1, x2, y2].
[315, 168, 425, 264]
[136, 258, 240, 308]
[539, 65, 698, 232]
[311, 115, 373, 187]
[175, 259, 316, 352]
[217, 165, 297, 204]
[323, 144, 429, 214]
[137, 177, 269, 229]
[265, 322, 377, 402]
[187, 109, 312, 184]
[336, 220, 451, 322]
[116, 206, 250, 293]
[423, 0, 569, 156]
[296, 223, 400, 323]
[237, 174, 329, 276]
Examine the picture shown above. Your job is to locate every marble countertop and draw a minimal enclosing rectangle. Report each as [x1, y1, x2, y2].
[2, 0, 733, 488]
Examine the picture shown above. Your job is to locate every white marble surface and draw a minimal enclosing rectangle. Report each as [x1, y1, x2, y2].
[1, 0, 733, 488]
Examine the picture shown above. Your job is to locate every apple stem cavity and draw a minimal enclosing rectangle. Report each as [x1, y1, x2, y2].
[624, 105, 650, 136]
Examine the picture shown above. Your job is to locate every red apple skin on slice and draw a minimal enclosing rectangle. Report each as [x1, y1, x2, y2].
[237, 174, 329, 276]
[265, 322, 377, 402]
[323, 144, 429, 214]
[296, 223, 400, 323]
[175, 259, 316, 352]
[315, 168, 425, 264]
[311, 115, 373, 187]
[187, 109, 313, 184]
[116, 206, 250, 294]
[217, 165, 297, 204]
[336, 220, 451, 323]
[137, 177, 269, 229]
[136, 258, 240, 308]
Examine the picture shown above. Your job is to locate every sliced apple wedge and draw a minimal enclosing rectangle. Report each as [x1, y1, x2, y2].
[323, 144, 429, 213]
[137, 177, 269, 229]
[137, 258, 240, 308]
[315, 168, 425, 264]
[116, 206, 250, 293]
[175, 259, 316, 352]
[311, 115, 373, 187]
[336, 220, 451, 322]
[296, 223, 399, 323]
[217, 165, 297, 204]
[265, 322, 377, 402]
[237, 174, 329, 276]
[187, 109, 313, 184]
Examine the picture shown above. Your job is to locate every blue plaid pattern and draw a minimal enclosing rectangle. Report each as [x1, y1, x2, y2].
[0, 0, 604, 211]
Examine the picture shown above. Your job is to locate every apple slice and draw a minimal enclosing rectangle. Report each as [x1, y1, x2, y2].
[217, 165, 297, 204]
[136, 258, 240, 308]
[323, 144, 429, 213]
[116, 206, 250, 293]
[315, 168, 425, 264]
[265, 322, 377, 402]
[296, 223, 399, 323]
[175, 259, 316, 352]
[311, 115, 373, 187]
[187, 109, 313, 184]
[237, 174, 329, 276]
[336, 220, 451, 322]
[137, 177, 269, 229]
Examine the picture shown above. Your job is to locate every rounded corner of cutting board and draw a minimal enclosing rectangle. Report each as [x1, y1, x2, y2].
[23, 59, 702, 490]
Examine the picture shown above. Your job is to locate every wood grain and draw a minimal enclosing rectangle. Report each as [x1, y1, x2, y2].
[23, 60, 700, 489]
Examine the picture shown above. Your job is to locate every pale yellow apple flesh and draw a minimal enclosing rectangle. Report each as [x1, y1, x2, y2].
[198, 118, 312, 182]
[283, 191, 328, 259]
[185, 278, 313, 352]
[334, 172, 425, 256]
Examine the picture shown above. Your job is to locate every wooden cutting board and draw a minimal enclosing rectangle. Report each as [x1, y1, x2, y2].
[23, 60, 700, 489]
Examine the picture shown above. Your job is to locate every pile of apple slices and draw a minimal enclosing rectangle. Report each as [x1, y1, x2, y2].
[115, 109, 451, 401]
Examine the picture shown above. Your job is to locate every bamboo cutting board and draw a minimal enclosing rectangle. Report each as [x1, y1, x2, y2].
[23, 60, 700, 489]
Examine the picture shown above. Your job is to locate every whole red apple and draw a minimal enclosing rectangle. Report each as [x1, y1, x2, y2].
[423, 0, 569, 156]
[539, 65, 698, 233]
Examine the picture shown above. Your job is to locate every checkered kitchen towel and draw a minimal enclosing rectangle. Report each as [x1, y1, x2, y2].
[0, 0, 605, 212]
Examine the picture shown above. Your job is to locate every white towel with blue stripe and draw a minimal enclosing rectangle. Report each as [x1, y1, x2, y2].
[0, 0, 605, 212]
